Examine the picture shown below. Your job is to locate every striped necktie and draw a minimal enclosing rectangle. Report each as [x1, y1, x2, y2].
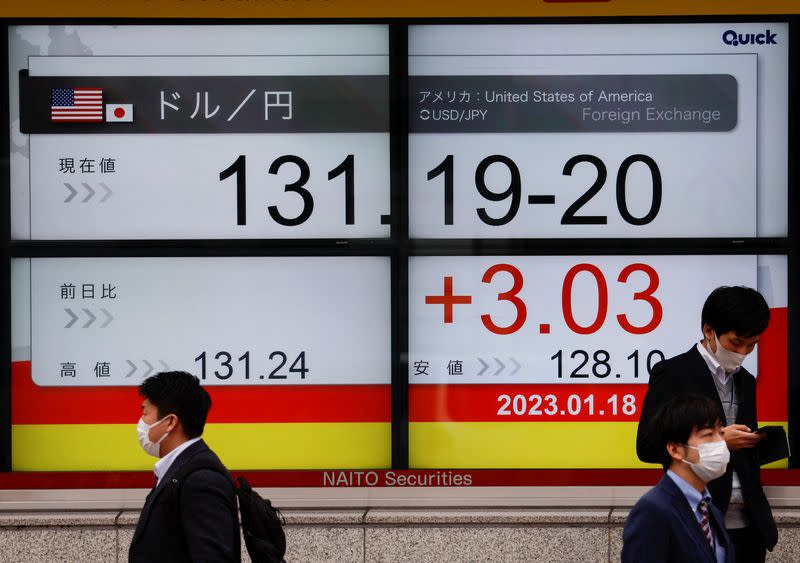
[698, 499, 713, 548]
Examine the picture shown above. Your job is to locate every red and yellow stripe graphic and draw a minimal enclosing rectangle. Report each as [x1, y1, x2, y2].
[12, 362, 391, 471]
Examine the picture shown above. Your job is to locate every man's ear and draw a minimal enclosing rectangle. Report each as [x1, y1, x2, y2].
[165, 413, 180, 433]
[666, 442, 685, 463]
[702, 323, 714, 341]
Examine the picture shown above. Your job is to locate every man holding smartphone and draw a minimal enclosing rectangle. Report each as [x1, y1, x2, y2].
[636, 286, 777, 562]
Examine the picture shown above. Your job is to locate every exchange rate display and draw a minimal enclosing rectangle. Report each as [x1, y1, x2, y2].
[11, 256, 392, 470]
[4, 21, 792, 481]
[409, 23, 788, 238]
[8, 25, 393, 472]
[409, 255, 788, 468]
[11, 25, 390, 239]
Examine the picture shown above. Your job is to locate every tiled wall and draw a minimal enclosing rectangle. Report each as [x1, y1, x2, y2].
[0, 508, 799, 562]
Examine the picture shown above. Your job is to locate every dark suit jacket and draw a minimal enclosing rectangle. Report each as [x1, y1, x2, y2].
[622, 474, 734, 563]
[129, 439, 241, 563]
[636, 346, 777, 550]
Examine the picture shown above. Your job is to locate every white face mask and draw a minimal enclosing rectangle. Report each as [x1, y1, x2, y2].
[709, 333, 747, 373]
[137, 415, 171, 458]
[682, 440, 730, 483]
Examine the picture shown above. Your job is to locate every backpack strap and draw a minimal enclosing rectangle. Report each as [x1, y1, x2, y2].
[160, 458, 234, 512]
[172, 457, 235, 487]
[160, 457, 241, 558]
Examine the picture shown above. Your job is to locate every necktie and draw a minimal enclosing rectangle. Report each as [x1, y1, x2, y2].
[698, 499, 713, 548]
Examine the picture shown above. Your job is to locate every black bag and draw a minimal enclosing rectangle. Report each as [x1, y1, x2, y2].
[235, 476, 287, 563]
[169, 461, 286, 563]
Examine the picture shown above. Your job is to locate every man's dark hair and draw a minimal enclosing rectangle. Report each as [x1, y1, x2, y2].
[701, 285, 770, 338]
[139, 371, 211, 438]
[651, 393, 724, 469]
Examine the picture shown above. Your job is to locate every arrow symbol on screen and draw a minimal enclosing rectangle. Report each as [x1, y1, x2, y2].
[125, 360, 168, 378]
[64, 183, 78, 203]
[99, 183, 112, 203]
[477, 357, 490, 376]
[81, 183, 96, 203]
[493, 358, 505, 376]
[64, 308, 78, 328]
[100, 308, 113, 328]
[82, 308, 96, 328]
[510, 358, 521, 376]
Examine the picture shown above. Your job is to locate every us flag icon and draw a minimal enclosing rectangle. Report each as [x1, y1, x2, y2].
[106, 103, 134, 122]
[51, 88, 103, 122]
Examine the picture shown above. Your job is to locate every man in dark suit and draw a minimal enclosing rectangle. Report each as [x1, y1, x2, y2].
[624, 393, 735, 563]
[636, 286, 777, 562]
[129, 371, 240, 563]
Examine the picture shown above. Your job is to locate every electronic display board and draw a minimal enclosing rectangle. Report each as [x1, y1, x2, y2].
[2, 19, 795, 488]
[9, 25, 391, 240]
[409, 23, 789, 238]
[409, 255, 788, 468]
[10, 256, 392, 470]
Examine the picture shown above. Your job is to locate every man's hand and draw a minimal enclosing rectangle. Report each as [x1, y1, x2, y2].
[722, 424, 764, 450]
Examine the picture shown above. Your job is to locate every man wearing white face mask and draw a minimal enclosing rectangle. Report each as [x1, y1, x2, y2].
[624, 394, 734, 563]
[637, 286, 777, 562]
[129, 371, 240, 563]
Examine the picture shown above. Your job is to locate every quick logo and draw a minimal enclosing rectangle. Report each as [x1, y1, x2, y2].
[722, 29, 777, 46]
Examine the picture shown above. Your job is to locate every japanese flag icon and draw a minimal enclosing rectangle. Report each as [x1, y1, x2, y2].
[106, 103, 134, 123]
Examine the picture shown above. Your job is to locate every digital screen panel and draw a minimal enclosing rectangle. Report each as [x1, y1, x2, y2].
[409, 255, 788, 468]
[3, 20, 795, 486]
[9, 25, 390, 240]
[409, 23, 789, 238]
[11, 256, 392, 470]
